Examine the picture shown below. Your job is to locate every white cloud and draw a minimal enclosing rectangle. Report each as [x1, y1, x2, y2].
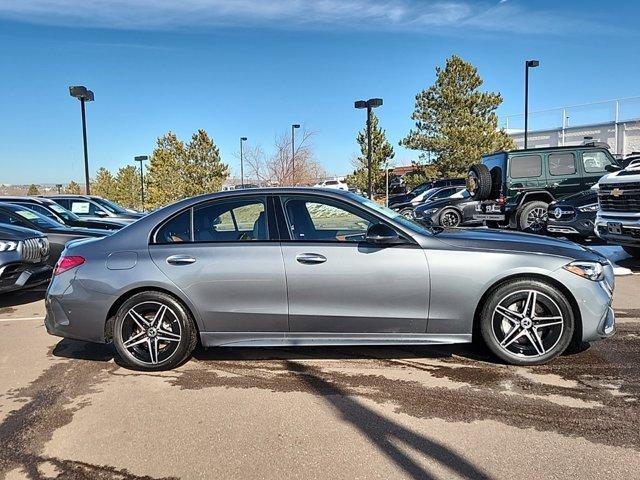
[0, 0, 593, 34]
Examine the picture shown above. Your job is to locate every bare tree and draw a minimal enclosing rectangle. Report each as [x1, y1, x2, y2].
[266, 128, 324, 186]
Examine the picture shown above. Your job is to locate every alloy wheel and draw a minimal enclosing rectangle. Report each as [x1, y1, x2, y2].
[440, 211, 460, 227]
[492, 290, 564, 358]
[120, 301, 182, 365]
[525, 207, 547, 232]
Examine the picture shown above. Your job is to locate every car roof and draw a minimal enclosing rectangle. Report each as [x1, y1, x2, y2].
[0, 196, 53, 205]
[486, 145, 610, 156]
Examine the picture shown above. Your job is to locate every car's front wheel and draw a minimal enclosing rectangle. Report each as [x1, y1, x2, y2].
[479, 279, 574, 365]
[399, 208, 414, 219]
[113, 291, 198, 370]
[439, 208, 462, 227]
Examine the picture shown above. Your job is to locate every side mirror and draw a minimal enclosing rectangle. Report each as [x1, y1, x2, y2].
[95, 210, 109, 218]
[605, 164, 622, 172]
[365, 223, 404, 245]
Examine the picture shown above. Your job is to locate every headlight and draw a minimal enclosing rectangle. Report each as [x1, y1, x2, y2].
[422, 208, 439, 216]
[563, 261, 604, 281]
[578, 203, 598, 212]
[0, 240, 19, 252]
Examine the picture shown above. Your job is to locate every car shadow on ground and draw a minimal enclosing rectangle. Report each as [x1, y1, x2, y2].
[52, 338, 114, 363]
[0, 286, 47, 309]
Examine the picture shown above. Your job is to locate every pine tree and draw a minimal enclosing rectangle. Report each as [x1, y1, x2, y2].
[65, 181, 81, 194]
[27, 184, 40, 195]
[346, 112, 395, 195]
[401, 55, 515, 178]
[114, 165, 142, 210]
[146, 130, 230, 208]
[92, 167, 117, 200]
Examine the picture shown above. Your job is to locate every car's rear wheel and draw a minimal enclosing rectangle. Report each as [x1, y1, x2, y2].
[439, 208, 462, 227]
[113, 291, 197, 370]
[622, 246, 640, 258]
[518, 201, 548, 233]
[479, 279, 574, 365]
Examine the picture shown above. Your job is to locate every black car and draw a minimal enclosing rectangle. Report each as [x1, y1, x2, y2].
[44, 195, 145, 222]
[390, 185, 466, 217]
[412, 190, 481, 227]
[0, 224, 52, 293]
[388, 178, 465, 210]
[0, 196, 126, 231]
[0, 203, 108, 265]
[546, 189, 599, 239]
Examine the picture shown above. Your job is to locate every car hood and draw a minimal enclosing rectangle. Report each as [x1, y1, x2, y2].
[430, 228, 603, 261]
[0, 223, 45, 240]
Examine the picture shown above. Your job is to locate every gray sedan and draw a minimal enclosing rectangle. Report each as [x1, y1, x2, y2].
[45, 188, 616, 370]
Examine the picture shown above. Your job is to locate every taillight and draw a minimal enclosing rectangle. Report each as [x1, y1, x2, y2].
[54, 255, 85, 276]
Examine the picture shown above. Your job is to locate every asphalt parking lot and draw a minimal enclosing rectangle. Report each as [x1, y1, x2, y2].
[1, 271, 639, 480]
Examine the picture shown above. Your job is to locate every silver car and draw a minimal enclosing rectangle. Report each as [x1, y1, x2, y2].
[45, 188, 615, 370]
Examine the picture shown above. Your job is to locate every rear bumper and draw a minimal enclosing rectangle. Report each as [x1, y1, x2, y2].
[0, 262, 52, 293]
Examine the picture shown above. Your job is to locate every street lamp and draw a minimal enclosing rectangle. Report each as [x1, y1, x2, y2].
[291, 124, 300, 185]
[69, 86, 94, 194]
[134, 155, 148, 211]
[240, 137, 247, 188]
[354, 98, 383, 199]
[56, 184, 63, 194]
[524, 60, 539, 149]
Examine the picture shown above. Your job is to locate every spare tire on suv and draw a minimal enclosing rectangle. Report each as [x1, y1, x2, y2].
[466, 164, 492, 200]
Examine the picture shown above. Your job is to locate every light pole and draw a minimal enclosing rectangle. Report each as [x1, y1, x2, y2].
[56, 184, 63, 194]
[69, 86, 94, 194]
[134, 155, 148, 211]
[239, 137, 247, 188]
[524, 60, 539, 149]
[291, 124, 300, 185]
[354, 98, 383, 199]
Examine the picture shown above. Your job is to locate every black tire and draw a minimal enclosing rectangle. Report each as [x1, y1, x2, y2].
[518, 201, 549, 233]
[399, 207, 414, 219]
[622, 246, 640, 258]
[480, 279, 575, 366]
[467, 164, 492, 200]
[439, 208, 462, 227]
[113, 291, 198, 371]
[485, 220, 501, 229]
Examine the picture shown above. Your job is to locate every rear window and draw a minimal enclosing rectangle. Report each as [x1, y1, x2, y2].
[548, 153, 576, 176]
[510, 155, 542, 178]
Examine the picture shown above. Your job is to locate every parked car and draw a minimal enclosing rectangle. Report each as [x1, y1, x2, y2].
[0, 224, 52, 293]
[391, 185, 466, 218]
[594, 162, 640, 257]
[45, 195, 144, 222]
[0, 196, 126, 231]
[468, 145, 617, 232]
[46, 188, 614, 371]
[546, 188, 599, 239]
[388, 178, 465, 209]
[0, 203, 109, 265]
[314, 179, 349, 191]
[412, 189, 481, 227]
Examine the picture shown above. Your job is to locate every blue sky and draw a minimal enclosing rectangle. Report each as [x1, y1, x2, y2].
[1, 0, 639, 184]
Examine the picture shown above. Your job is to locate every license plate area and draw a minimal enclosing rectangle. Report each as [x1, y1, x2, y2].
[607, 222, 623, 235]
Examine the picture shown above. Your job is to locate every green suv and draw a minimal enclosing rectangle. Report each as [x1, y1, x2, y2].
[468, 145, 617, 232]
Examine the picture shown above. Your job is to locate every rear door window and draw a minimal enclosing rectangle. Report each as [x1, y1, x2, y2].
[548, 153, 576, 176]
[510, 155, 542, 178]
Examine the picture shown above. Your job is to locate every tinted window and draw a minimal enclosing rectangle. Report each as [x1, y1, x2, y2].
[283, 197, 373, 242]
[193, 198, 267, 242]
[155, 210, 192, 243]
[548, 153, 576, 176]
[510, 155, 542, 178]
[582, 151, 613, 173]
[51, 198, 70, 209]
[14, 202, 58, 221]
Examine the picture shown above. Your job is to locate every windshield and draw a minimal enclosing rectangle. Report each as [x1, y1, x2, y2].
[410, 183, 430, 195]
[49, 203, 81, 221]
[7, 205, 63, 229]
[92, 197, 126, 213]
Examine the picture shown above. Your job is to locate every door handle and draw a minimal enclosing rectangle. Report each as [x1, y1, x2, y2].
[166, 254, 196, 265]
[296, 253, 327, 265]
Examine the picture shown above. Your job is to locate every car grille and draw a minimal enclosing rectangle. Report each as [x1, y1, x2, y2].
[21, 237, 50, 263]
[549, 206, 575, 221]
[598, 182, 640, 213]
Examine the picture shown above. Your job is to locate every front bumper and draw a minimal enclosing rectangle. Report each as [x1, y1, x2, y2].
[0, 262, 52, 293]
[594, 214, 640, 246]
[547, 215, 596, 237]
